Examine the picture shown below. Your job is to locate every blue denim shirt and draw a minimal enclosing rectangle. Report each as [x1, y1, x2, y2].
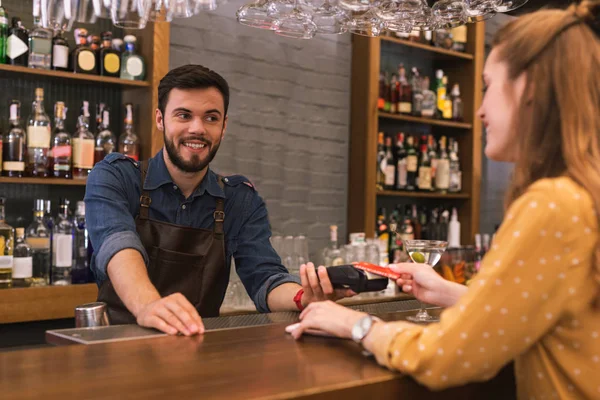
[84, 150, 300, 313]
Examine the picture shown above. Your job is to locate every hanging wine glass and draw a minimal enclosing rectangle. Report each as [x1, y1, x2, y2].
[312, 0, 349, 34]
[494, 0, 528, 12]
[432, 0, 466, 29]
[237, 0, 275, 29]
[346, 8, 384, 37]
[272, 0, 317, 39]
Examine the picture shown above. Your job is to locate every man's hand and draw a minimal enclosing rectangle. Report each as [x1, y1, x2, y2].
[136, 293, 205, 336]
[300, 263, 356, 307]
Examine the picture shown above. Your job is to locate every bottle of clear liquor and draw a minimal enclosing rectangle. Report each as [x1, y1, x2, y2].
[72, 102, 95, 179]
[28, 15, 52, 69]
[26, 199, 51, 286]
[52, 199, 73, 285]
[120, 35, 145, 80]
[27, 87, 52, 177]
[94, 108, 117, 164]
[0, 197, 14, 289]
[448, 138, 462, 193]
[322, 225, 344, 266]
[51, 101, 72, 178]
[13, 227, 33, 288]
[435, 136, 450, 193]
[2, 100, 26, 177]
[118, 103, 140, 161]
[72, 201, 90, 284]
[421, 76, 437, 118]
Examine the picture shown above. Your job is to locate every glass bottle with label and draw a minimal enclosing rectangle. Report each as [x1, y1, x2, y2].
[436, 69, 446, 118]
[51, 29, 69, 71]
[99, 31, 120, 77]
[118, 103, 140, 161]
[0, 197, 14, 288]
[2, 100, 26, 177]
[450, 25, 467, 52]
[451, 83, 464, 121]
[6, 17, 28, 66]
[442, 77, 453, 120]
[421, 76, 437, 118]
[395, 132, 407, 191]
[28, 15, 52, 69]
[95, 102, 105, 133]
[449, 138, 462, 193]
[0, 0, 8, 64]
[405, 135, 418, 191]
[435, 136, 450, 193]
[72, 201, 89, 284]
[376, 132, 385, 190]
[94, 107, 116, 164]
[417, 142, 432, 191]
[27, 199, 51, 286]
[51, 101, 72, 178]
[72, 102, 95, 179]
[52, 198, 73, 286]
[411, 67, 423, 117]
[71, 28, 96, 74]
[27, 87, 51, 177]
[428, 135, 438, 191]
[120, 35, 145, 80]
[389, 74, 398, 114]
[12, 227, 33, 288]
[398, 64, 412, 114]
[383, 136, 395, 190]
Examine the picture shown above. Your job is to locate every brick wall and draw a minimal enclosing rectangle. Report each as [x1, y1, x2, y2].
[169, 4, 352, 259]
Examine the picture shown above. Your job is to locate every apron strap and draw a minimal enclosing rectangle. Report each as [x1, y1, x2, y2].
[139, 160, 151, 220]
[214, 176, 225, 237]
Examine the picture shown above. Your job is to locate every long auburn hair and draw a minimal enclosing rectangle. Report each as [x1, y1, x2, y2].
[493, 0, 600, 305]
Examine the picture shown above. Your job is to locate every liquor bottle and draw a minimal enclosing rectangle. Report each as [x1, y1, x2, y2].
[405, 135, 418, 191]
[27, 199, 51, 286]
[421, 31, 433, 45]
[448, 208, 461, 248]
[12, 227, 33, 288]
[442, 77, 453, 120]
[99, 31, 120, 77]
[0, 0, 7, 64]
[120, 35, 145, 80]
[51, 101, 72, 178]
[94, 107, 116, 164]
[0, 197, 14, 288]
[43, 200, 54, 232]
[435, 136, 450, 193]
[6, 17, 28, 66]
[417, 142, 432, 191]
[95, 102, 105, 133]
[433, 30, 453, 49]
[2, 100, 26, 177]
[451, 25, 467, 52]
[383, 136, 395, 190]
[72, 103, 94, 179]
[398, 206, 414, 254]
[418, 206, 429, 240]
[389, 73, 398, 114]
[376, 132, 386, 190]
[71, 28, 95, 74]
[398, 64, 412, 114]
[28, 15, 52, 69]
[27, 87, 52, 177]
[376, 208, 389, 265]
[449, 138, 462, 193]
[411, 204, 422, 240]
[427, 135, 438, 191]
[51, 29, 69, 71]
[383, 72, 391, 113]
[395, 132, 407, 191]
[421, 76, 436, 118]
[436, 70, 446, 118]
[322, 225, 344, 267]
[118, 103, 140, 161]
[52, 199, 73, 285]
[72, 201, 90, 284]
[378, 72, 385, 111]
[112, 37, 123, 53]
[451, 83, 464, 121]
[482, 233, 491, 254]
[411, 67, 423, 117]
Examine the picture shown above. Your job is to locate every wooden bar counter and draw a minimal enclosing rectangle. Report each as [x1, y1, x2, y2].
[0, 307, 515, 400]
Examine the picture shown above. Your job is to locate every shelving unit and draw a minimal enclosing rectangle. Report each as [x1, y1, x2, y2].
[348, 26, 485, 245]
[0, 177, 87, 186]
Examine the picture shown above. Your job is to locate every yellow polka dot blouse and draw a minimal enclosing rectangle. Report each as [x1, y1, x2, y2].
[367, 177, 600, 399]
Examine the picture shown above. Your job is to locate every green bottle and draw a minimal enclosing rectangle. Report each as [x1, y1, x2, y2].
[0, 0, 8, 64]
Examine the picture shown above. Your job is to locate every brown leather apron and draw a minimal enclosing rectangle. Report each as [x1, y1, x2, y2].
[97, 160, 229, 325]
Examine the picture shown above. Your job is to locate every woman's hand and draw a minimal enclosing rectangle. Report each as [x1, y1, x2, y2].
[391, 263, 468, 308]
[285, 300, 367, 340]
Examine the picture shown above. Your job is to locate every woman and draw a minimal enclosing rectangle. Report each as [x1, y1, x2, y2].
[286, 1, 600, 398]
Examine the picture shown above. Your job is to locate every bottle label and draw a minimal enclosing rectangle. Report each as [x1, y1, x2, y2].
[0, 255, 13, 269]
[7, 34, 28, 60]
[72, 138, 95, 169]
[126, 57, 144, 77]
[397, 159, 407, 188]
[443, 99, 453, 119]
[104, 53, 120, 73]
[27, 237, 50, 250]
[52, 45, 69, 68]
[27, 126, 51, 149]
[78, 51, 96, 71]
[418, 166, 432, 190]
[52, 145, 72, 158]
[384, 165, 395, 186]
[451, 26, 467, 43]
[431, 158, 438, 180]
[0, 17, 8, 25]
[406, 155, 418, 172]
[436, 159, 450, 190]
[399, 102, 412, 113]
[31, 38, 52, 55]
[437, 88, 446, 112]
[53, 233, 73, 267]
[3, 161, 25, 171]
[13, 257, 33, 279]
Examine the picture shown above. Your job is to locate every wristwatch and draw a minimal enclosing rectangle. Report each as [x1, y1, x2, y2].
[351, 315, 377, 344]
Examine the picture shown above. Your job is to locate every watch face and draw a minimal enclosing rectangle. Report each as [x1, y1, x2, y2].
[352, 316, 373, 343]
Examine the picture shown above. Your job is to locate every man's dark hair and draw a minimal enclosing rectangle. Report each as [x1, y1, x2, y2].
[158, 64, 230, 118]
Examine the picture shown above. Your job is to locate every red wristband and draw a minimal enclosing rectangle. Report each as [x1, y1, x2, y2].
[294, 289, 305, 311]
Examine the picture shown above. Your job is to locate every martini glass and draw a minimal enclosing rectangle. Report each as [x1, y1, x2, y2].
[403, 239, 448, 323]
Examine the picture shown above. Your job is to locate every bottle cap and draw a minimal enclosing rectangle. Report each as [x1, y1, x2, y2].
[123, 35, 137, 43]
[35, 88, 44, 98]
[436, 69, 444, 79]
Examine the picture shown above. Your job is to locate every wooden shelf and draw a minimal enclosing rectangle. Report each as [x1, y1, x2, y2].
[0, 177, 87, 186]
[380, 36, 474, 60]
[379, 111, 473, 129]
[377, 190, 470, 199]
[0, 284, 98, 324]
[0, 64, 150, 87]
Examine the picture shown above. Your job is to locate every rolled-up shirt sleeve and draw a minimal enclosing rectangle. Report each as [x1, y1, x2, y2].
[234, 192, 300, 313]
[85, 161, 149, 283]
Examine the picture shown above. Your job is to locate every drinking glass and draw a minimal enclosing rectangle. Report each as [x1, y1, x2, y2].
[494, 0, 528, 12]
[237, 0, 275, 29]
[312, 0, 349, 34]
[147, 0, 171, 22]
[410, 5, 437, 31]
[167, 0, 195, 18]
[293, 235, 309, 272]
[464, 0, 498, 21]
[42, 0, 78, 30]
[282, 235, 296, 271]
[272, 0, 317, 39]
[111, 0, 151, 28]
[432, 0, 466, 29]
[404, 239, 448, 323]
[346, 8, 384, 37]
[194, 0, 218, 12]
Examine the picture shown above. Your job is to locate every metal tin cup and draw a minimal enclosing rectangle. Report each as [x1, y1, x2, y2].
[75, 302, 110, 328]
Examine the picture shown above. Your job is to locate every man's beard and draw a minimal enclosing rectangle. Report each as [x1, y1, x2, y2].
[164, 127, 223, 173]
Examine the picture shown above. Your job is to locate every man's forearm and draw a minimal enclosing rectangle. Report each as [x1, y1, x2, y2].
[106, 249, 160, 317]
[266, 282, 302, 312]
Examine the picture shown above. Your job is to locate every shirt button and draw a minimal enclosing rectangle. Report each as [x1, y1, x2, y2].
[173, 185, 178, 190]
[224, 178, 229, 183]
[182, 205, 186, 210]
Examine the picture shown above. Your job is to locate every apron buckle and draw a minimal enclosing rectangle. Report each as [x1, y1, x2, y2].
[140, 195, 152, 208]
[213, 210, 225, 222]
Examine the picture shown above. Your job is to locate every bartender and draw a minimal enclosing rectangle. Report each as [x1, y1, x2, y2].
[85, 64, 354, 335]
